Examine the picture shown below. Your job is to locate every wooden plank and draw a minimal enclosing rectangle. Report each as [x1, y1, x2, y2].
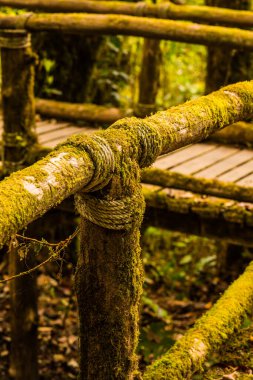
[195, 149, 253, 179]
[153, 143, 217, 170]
[236, 173, 253, 187]
[172, 145, 238, 175]
[218, 160, 253, 182]
[41, 127, 96, 148]
[38, 126, 82, 144]
[36, 121, 72, 135]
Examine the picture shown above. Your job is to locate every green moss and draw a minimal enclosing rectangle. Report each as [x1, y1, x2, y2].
[142, 166, 253, 204]
[74, 128, 146, 379]
[144, 261, 253, 379]
[1, 40, 38, 175]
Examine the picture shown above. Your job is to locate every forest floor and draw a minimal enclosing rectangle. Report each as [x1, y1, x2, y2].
[0, 227, 252, 380]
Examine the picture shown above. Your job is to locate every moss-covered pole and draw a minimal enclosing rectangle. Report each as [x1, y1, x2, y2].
[1, 13, 253, 50]
[1, 0, 253, 28]
[74, 129, 146, 379]
[144, 261, 253, 379]
[2, 30, 40, 380]
[210, 121, 253, 146]
[1, 30, 37, 174]
[35, 98, 125, 124]
[134, 38, 161, 118]
[142, 184, 253, 246]
[141, 167, 253, 203]
[0, 81, 253, 249]
[1, 29, 38, 380]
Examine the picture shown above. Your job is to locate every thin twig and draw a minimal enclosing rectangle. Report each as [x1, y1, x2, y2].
[0, 228, 80, 283]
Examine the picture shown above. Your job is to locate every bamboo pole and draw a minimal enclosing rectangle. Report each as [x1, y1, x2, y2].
[141, 167, 253, 204]
[142, 184, 253, 246]
[35, 98, 125, 124]
[0, 0, 253, 28]
[134, 38, 161, 118]
[0, 81, 253, 248]
[210, 121, 253, 146]
[1, 30, 37, 174]
[144, 260, 253, 379]
[0, 13, 253, 50]
[1, 30, 38, 380]
[75, 148, 145, 379]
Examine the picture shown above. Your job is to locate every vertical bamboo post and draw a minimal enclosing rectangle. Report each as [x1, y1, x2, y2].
[134, 38, 162, 117]
[1, 29, 38, 380]
[74, 132, 145, 379]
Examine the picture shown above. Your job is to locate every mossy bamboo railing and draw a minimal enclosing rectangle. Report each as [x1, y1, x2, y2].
[143, 184, 253, 247]
[35, 98, 125, 124]
[1, 81, 253, 246]
[1, 0, 253, 28]
[1, 79, 253, 379]
[1, 12, 253, 50]
[142, 167, 253, 204]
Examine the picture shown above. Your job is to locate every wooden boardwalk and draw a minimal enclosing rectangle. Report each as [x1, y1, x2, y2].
[154, 142, 253, 187]
[1, 117, 253, 187]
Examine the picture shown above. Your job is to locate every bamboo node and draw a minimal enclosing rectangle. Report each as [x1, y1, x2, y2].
[158, 3, 172, 18]
[135, 2, 147, 17]
[75, 186, 144, 230]
[0, 29, 31, 49]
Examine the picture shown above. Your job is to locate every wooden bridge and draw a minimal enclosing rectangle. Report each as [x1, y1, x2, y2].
[1, 2, 253, 380]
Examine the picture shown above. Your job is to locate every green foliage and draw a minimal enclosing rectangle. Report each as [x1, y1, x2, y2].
[139, 227, 220, 363]
[158, 41, 206, 108]
[0, 6, 25, 14]
[35, 57, 62, 97]
[85, 36, 130, 106]
[142, 227, 218, 296]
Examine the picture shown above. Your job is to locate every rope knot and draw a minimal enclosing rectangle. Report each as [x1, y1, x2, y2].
[59, 133, 115, 192]
[75, 185, 145, 230]
[0, 29, 31, 49]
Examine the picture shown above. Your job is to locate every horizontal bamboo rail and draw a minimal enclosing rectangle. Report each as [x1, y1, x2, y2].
[144, 260, 253, 379]
[0, 81, 253, 248]
[1, 0, 253, 28]
[144, 183, 253, 226]
[1, 13, 253, 49]
[210, 121, 253, 146]
[34, 100, 253, 147]
[142, 167, 253, 204]
[35, 98, 125, 124]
